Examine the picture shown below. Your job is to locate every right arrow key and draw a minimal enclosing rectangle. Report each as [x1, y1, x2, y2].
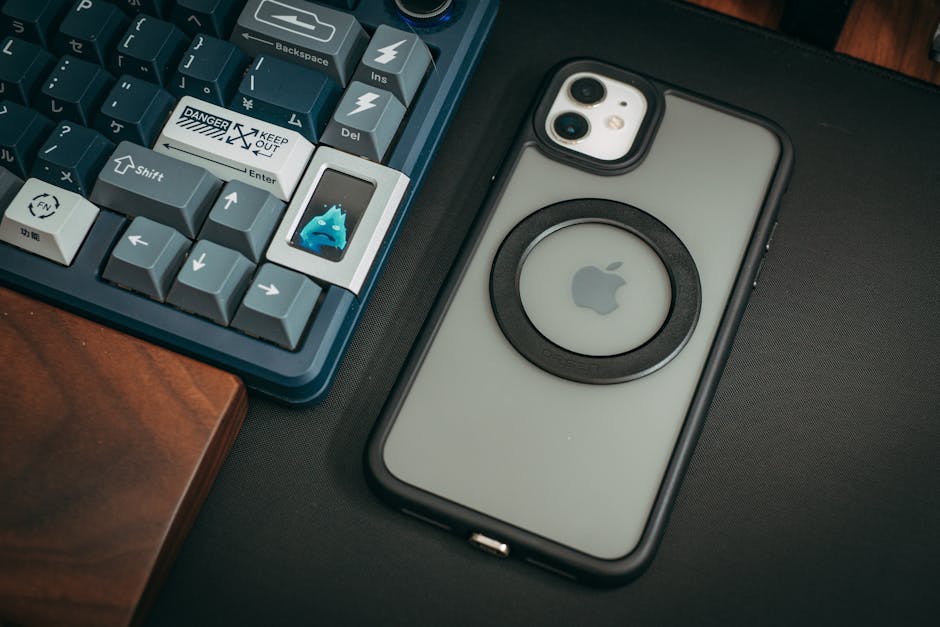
[233, 263, 321, 350]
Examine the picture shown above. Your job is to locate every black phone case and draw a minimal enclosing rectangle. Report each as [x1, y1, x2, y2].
[367, 58, 794, 585]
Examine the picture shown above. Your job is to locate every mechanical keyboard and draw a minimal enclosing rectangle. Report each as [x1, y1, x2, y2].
[0, 0, 497, 403]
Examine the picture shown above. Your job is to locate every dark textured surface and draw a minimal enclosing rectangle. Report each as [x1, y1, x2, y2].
[148, 0, 940, 624]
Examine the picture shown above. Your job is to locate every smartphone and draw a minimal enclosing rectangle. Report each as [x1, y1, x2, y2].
[367, 59, 792, 585]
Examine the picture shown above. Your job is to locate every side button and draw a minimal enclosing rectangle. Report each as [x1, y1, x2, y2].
[753, 256, 766, 290]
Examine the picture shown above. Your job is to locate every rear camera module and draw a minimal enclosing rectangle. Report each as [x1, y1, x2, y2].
[570, 77, 606, 106]
[552, 112, 590, 143]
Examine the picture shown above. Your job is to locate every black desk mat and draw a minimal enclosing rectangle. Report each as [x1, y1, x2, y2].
[149, 1, 940, 624]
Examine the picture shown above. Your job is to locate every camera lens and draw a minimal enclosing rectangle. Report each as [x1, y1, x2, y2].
[570, 77, 606, 105]
[552, 112, 590, 143]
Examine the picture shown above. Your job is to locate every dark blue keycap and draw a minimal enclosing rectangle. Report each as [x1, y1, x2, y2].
[31, 122, 114, 196]
[112, 15, 189, 86]
[0, 100, 54, 178]
[36, 55, 114, 126]
[111, 0, 172, 19]
[94, 75, 175, 146]
[0, 37, 56, 105]
[230, 55, 341, 143]
[170, 34, 247, 105]
[171, 0, 241, 39]
[54, 0, 129, 66]
[0, 0, 70, 47]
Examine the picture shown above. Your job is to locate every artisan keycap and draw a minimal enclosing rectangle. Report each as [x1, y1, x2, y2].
[112, 15, 189, 86]
[53, 0, 128, 66]
[230, 55, 341, 143]
[172, 0, 242, 38]
[199, 180, 285, 262]
[233, 263, 320, 349]
[171, 35, 247, 106]
[231, 0, 368, 86]
[104, 216, 191, 300]
[94, 75, 175, 146]
[31, 122, 114, 196]
[155, 96, 314, 201]
[36, 55, 114, 125]
[167, 239, 255, 325]
[0, 167, 25, 213]
[0, 37, 56, 105]
[0, 177, 99, 264]
[111, 0, 171, 19]
[320, 82, 405, 162]
[0, 0, 70, 48]
[352, 25, 430, 107]
[0, 101, 54, 178]
[91, 141, 221, 238]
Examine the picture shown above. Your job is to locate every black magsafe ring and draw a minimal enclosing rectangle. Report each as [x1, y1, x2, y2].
[489, 198, 702, 384]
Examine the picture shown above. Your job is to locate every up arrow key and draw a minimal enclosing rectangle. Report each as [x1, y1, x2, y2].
[192, 252, 206, 271]
[127, 234, 148, 246]
[224, 191, 238, 209]
[258, 283, 279, 296]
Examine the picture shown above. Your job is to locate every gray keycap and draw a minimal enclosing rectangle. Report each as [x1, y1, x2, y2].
[103, 217, 191, 301]
[320, 82, 405, 162]
[231, 0, 368, 86]
[0, 178, 99, 266]
[352, 25, 431, 107]
[198, 180, 285, 262]
[90, 141, 222, 238]
[168, 239, 256, 325]
[233, 263, 320, 350]
[0, 167, 24, 214]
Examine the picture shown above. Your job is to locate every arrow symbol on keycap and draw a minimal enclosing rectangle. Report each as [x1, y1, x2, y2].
[242, 32, 274, 47]
[257, 283, 279, 296]
[187, 15, 202, 26]
[113, 154, 136, 175]
[192, 252, 207, 271]
[223, 192, 238, 209]
[127, 235, 148, 246]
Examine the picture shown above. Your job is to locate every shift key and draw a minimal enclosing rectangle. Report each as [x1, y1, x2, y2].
[91, 142, 222, 239]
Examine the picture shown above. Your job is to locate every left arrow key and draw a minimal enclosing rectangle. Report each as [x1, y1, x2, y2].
[90, 140, 222, 238]
[103, 216, 191, 302]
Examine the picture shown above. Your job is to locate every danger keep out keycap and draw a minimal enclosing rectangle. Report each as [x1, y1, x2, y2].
[155, 96, 313, 200]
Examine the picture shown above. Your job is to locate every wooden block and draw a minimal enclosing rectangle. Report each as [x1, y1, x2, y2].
[837, 0, 940, 86]
[0, 287, 247, 627]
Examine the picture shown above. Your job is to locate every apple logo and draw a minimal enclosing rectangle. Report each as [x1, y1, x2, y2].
[571, 262, 626, 315]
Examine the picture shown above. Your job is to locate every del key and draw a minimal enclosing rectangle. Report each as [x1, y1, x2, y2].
[231, 0, 367, 86]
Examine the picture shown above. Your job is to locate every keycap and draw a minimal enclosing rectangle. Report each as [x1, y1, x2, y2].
[0, 177, 99, 265]
[0, 101, 54, 178]
[112, 0, 171, 18]
[351, 25, 430, 107]
[53, 0, 128, 66]
[0, 0, 70, 48]
[103, 216, 191, 301]
[233, 263, 320, 349]
[167, 239, 255, 325]
[172, 0, 241, 39]
[0, 167, 25, 212]
[155, 96, 314, 201]
[35, 56, 114, 126]
[171, 35, 248, 106]
[265, 146, 409, 295]
[0, 37, 56, 105]
[93, 75, 176, 146]
[113, 15, 189, 86]
[320, 82, 405, 162]
[231, 0, 368, 86]
[91, 141, 221, 238]
[198, 180, 284, 262]
[31, 122, 114, 196]
[230, 55, 341, 143]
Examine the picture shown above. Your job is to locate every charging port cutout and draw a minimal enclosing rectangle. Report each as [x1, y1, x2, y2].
[468, 532, 510, 557]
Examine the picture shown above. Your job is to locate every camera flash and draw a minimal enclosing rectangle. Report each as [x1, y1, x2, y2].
[607, 116, 625, 130]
